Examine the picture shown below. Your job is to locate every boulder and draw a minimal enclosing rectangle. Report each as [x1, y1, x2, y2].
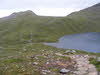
[65, 50, 76, 54]
[60, 68, 70, 74]
[97, 57, 100, 62]
[55, 53, 63, 56]
[42, 70, 50, 75]
[33, 62, 38, 65]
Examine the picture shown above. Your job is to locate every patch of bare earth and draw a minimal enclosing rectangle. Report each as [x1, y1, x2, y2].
[70, 54, 98, 75]
[41, 57, 76, 75]
[31, 51, 98, 75]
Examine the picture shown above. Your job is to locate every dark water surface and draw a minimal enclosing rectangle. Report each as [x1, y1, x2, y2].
[45, 32, 100, 53]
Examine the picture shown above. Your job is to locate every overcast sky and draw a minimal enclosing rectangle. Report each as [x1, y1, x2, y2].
[0, 0, 100, 17]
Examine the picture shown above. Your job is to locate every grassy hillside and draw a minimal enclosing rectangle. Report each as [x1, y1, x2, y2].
[0, 3, 100, 54]
[67, 3, 100, 31]
[0, 10, 63, 45]
[43, 3, 100, 41]
[0, 3, 100, 45]
[0, 3, 100, 75]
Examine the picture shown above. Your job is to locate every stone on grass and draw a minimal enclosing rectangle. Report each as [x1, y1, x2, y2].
[55, 53, 63, 56]
[0, 47, 3, 49]
[21, 65, 24, 67]
[22, 69, 25, 72]
[42, 72, 47, 75]
[23, 47, 27, 51]
[72, 50, 76, 53]
[46, 62, 49, 65]
[32, 49, 35, 50]
[97, 57, 100, 62]
[42, 70, 50, 73]
[34, 57, 38, 59]
[42, 70, 50, 75]
[60, 68, 70, 74]
[65, 50, 76, 54]
[33, 62, 38, 65]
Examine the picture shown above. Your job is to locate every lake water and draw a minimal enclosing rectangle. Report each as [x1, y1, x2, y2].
[45, 32, 100, 53]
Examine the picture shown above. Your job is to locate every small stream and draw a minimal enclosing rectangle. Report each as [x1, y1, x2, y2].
[45, 32, 100, 53]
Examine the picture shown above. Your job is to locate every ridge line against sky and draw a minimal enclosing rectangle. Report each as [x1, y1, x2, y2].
[0, 0, 100, 18]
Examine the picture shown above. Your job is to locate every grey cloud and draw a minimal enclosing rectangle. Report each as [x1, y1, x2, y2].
[0, 0, 100, 10]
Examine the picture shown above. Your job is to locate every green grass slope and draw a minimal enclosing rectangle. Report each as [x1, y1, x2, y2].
[67, 3, 100, 31]
[44, 3, 100, 41]
[0, 3, 100, 45]
[0, 10, 62, 45]
[38, 3, 100, 43]
[0, 3, 100, 75]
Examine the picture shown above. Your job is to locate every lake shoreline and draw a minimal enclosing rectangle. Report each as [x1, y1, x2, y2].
[45, 32, 100, 53]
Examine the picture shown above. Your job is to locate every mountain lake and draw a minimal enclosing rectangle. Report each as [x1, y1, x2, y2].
[45, 32, 100, 53]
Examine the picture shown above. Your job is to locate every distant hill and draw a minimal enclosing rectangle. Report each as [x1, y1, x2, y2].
[40, 3, 100, 41]
[0, 10, 37, 21]
[0, 10, 62, 45]
[0, 3, 100, 45]
[67, 2, 100, 31]
[9, 10, 37, 18]
[68, 3, 100, 20]
[46, 2, 100, 37]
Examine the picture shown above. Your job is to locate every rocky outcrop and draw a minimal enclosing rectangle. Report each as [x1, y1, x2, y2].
[70, 55, 98, 75]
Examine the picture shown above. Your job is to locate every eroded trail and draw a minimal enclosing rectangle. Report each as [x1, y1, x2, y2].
[70, 55, 98, 75]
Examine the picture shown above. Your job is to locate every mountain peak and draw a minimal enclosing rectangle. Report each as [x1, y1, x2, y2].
[21, 10, 36, 15]
[93, 3, 100, 7]
[10, 10, 37, 18]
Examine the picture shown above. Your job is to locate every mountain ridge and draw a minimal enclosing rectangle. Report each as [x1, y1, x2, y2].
[0, 3, 100, 45]
[10, 10, 37, 17]
[0, 3, 100, 74]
